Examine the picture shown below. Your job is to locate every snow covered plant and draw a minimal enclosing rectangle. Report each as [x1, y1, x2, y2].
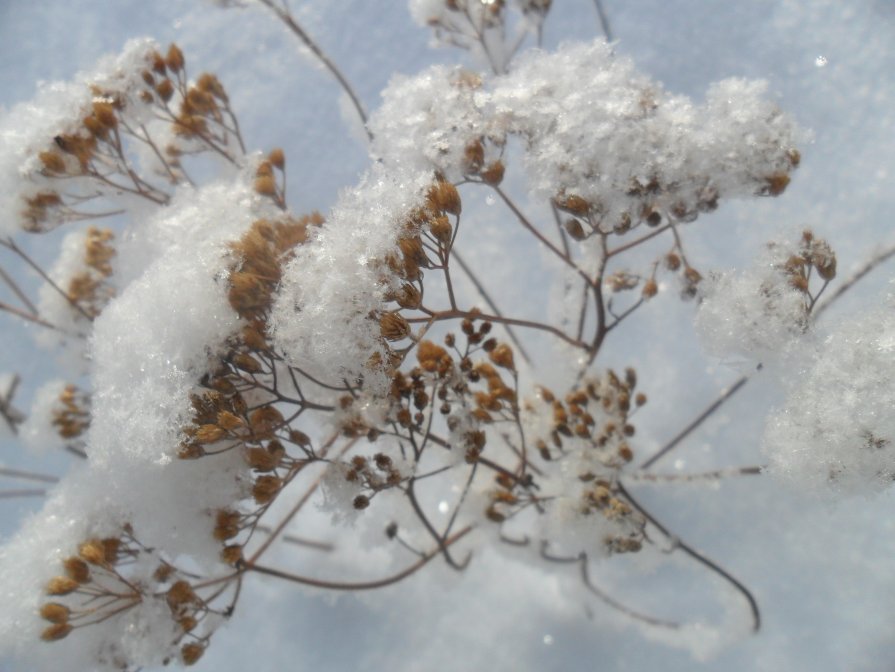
[2, 1, 889, 670]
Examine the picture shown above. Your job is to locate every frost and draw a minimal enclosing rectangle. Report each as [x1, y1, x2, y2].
[370, 65, 501, 182]
[491, 41, 800, 228]
[0, 39, 159, 236]
[763, 300, 895, 495]
[0, 173, 281, 667]
[270, 165, 434, 396]
[695, 239, 810, 360]
[20, 380, 71, 454]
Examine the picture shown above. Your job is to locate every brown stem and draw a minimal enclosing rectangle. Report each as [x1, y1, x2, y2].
[257, 0, 373, 143]
[242, 526, 473, 591]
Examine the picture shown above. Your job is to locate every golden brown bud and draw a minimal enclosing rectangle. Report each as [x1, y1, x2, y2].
[195, 424, 225, 444]
[63, 558, 90, 584]
[39, 603, 70, 624]
[379, 312, 411, 341]
[428, 181, 462, 216]
[481, 160, 505, 186]
[40, 623, 72, 642]
[155, 79, 175, 103]
[77, 540, 106, 566]
[165, 44, 185, 72]
[488, 343, 515, 371]
[268, 148, 285, 169]
[46, 576, 78, 595]
[181, 643, 205, 666]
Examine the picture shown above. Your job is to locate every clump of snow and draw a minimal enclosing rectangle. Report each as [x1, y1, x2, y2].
[763, 299, 895, 495]
[270, 165, 434, 395]
[490, 40, 800, 228]
[370, 65, 501, 182]
[0, 172, 282, 669]
[695, 239, 810, 361]
[0, 39, 159, 236]
[19, 379, 70, 454]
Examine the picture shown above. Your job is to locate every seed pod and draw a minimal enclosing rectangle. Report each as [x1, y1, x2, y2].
[40, 623, 73, 642]
[245, 446, 279, 472]
[155, 79, 175, 103]
[564, 218, 587, 241]
[63, 558, 90, 584]
[268, 148, 285, 169]
[380, 312, 411, 341]
[195, 424, 225, 444]
[429, 215, 452, 244]
[165, 44, 185, 72]
[427, 181, 461, 215]
[488, 343, 515, 371]
[39, 603, 70, 624]
[353, 494, 370, 510]
[78, 540, 106, 566]
[555, 194, 590, 217]
[763, 173, 790, 196]
[92, 102, 117, 129]
[254, 175, 277, 197]
[221, 545, 243, 565]
[38, 151, 67, 174]
[46, 575, 80, 595]
[181, 643, 205, 666]
[481, 160, 505, 186]
[233, 353, 263, 374]
[641, 279, 658, 298]
[253, 475, 282, 504]
[166, 580, 197, 611]
[290, 430, 311, 447]
[395, 283, 422, 309]
[463, 140, 484, 173]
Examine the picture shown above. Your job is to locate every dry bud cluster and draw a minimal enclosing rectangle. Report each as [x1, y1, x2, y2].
[1, 3, 886, 671]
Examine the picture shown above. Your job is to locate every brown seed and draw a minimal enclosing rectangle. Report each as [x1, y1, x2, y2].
[428, 181, 462, 215]
[181, 643, 205, 666]
[268, 148, 285, 169]
[763, 173, 790, 197]
[38, 151, 67, 174]
[78, 540, 106, 566]
[221, 545, 243, 565]
[233, 353, 263, 374]
[165, 44, 185, 72]
[481, 160, 505, 186]
[488, 343, 515, 371]
[166, 580, 197, 611]
[429, 215, 452, 244]
[40, 623, 72, 642]
[353, 494, 370, 510]
[379, 312, 411, 341]
[155, 79, 175, 102]
[253, 175, 278, 197]
[195, 424, 225, 444]
[252, 475, 282, 505]
[463, 140, 485, 172]
[92, 102, 117, 129]
[63, 558, 90, 584]
[564, 218, 587, 241]
[39, 603, 70, 624]
[555, 194, 590, 217]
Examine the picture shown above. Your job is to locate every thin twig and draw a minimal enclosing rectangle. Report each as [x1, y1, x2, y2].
[243, 526, 473, 591]
[592, 0, 614, 41]
[616, 481, 760, 632]
[451, 250, 532, 365]
[257, 0, 373, 143]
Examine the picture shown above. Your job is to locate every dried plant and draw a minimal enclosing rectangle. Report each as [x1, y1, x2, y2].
[0, 2, 893, 671]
